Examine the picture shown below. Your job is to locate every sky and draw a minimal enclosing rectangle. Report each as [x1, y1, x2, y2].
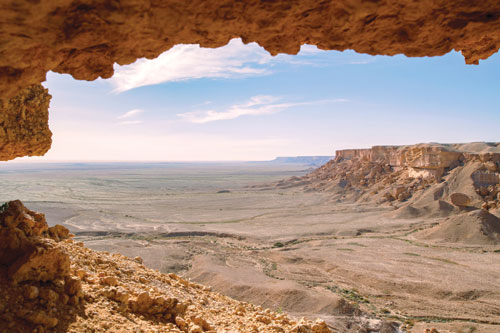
[14, 38, 500, 161]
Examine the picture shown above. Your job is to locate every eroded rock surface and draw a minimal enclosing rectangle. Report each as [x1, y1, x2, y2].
[2, 0, 500, 101]
[0, 84, 52, 161]
[0, 200, 70, 284]
[0, 200, 330, 332]
[279, 142, 500, 216]
[1, 1, 500, 160]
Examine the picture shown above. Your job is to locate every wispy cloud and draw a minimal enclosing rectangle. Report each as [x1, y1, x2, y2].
[177, 95, 348, 124]
[116, 109, 144, 125]
[109, 38, 377, 93]
[117, 109, 144, 119]
[110, 39, 273, 93]
[117, 120, 143, 125]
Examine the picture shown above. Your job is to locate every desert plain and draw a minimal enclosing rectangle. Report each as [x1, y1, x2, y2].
[1, 157, 499, 333]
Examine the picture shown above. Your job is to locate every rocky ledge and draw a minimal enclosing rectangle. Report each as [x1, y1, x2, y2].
[0, 200, 330, 333]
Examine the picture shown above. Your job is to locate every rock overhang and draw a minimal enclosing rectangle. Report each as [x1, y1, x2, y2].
[2, 0, 500, 160]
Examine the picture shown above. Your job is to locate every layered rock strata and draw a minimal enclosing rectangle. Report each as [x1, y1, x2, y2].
[2, 1, 500, 160]
[281, 143, 500, 212]
[0, 200, 330, 332]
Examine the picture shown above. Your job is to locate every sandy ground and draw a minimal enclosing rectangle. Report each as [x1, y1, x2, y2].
[1, 162, 500, 332]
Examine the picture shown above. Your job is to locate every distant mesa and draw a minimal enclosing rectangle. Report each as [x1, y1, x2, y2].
[270, 156, 333, 166]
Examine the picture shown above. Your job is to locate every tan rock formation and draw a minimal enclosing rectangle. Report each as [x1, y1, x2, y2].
[1, 1, 500, 160]
[0, 200, 70, 284]
[0, 200, 330, 332]
[450, 192, 471, 207]
[280, 142, 500, 213]
[335, 144, 462, 172]
[0, 85, 52, 161]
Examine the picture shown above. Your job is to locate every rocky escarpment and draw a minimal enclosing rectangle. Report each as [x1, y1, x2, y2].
[277, 142, 500, 245]
[2, 1, 500, 160]
[280, 142, 500, 215]
[0, 200, 330, 332]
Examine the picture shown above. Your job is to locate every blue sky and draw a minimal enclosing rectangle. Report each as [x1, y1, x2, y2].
[19, 38, 500, 161]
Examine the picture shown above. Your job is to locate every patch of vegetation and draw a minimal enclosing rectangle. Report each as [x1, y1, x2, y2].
[0, 202, 8, 213]
[494, 249, 500, 253]
[403, 252, 421, 257]
[426, 256, 459, 265]
[326, 286, 370, 304]
[337, 248, 354, 251]
[273, 242, 284, 248]
[261, 259, 283, 280]
[347, 242, 367, 247]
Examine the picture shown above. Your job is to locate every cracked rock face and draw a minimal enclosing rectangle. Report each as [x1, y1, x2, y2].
[1, 0, 500, 160]
[0, 85, 52, 161]
[0, 200, 71, 284]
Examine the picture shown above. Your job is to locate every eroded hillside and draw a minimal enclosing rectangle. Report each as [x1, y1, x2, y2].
[278, 142, 500, 244]
[0, 200, 330, 333]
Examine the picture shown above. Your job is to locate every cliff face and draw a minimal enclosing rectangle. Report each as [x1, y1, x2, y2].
[334, 143, 500, 177]
[281, 143, 500, 214]
[335, 144, 465, 170]
[2, 1, 500, 160]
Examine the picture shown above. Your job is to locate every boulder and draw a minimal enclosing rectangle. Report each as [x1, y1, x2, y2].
[485, 161, 498, 172]
[0, 200, 71, 284]
[7, 239, 70, 284]
[450, 193, 471, 207]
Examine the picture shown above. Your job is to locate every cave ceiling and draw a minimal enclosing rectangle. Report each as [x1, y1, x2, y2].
[1, 0, 500, 160]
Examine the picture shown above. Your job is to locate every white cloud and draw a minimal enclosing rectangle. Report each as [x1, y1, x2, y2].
[117, 120, 143, 125]
[110, 39, 273, 93]
[117, 108, 144, 119]
[297, 44, 323, 54]
[177, 96, 348, 124]
[109, 38, 377, 93]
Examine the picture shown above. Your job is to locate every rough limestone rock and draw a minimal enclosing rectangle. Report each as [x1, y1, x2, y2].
[450, 192, 472, 207]
[0, 200, 71, 284]
[335, 144, 463, 171]
[0, 85, 52, 161]
[7, 239, 71, 284]
[1, 1, 500, 160]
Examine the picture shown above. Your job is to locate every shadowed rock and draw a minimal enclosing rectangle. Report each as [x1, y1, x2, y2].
[450, 192, 472, 207]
